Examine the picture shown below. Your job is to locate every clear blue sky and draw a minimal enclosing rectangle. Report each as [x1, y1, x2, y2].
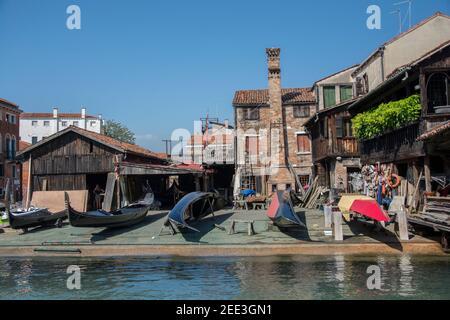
[1, 0, 449, 151]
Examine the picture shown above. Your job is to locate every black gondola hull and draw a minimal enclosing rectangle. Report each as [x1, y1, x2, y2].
[67, 204, 150, 228]
[8, 209, 67, 230]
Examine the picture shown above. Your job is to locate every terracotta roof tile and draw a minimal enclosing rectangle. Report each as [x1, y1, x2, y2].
[0, 97, 19, 108]
[21, 113, 98, 119]
[233, 87, 315, 106]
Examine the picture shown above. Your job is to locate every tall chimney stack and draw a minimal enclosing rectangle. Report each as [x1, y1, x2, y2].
[266, 48, 291, 191]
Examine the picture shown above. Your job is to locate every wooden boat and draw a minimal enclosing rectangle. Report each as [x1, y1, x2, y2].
[267, 191, 306, 228]
[65, 192, 150, 228]
[166, 192, 219, 232]
[8, 207, 66, 231]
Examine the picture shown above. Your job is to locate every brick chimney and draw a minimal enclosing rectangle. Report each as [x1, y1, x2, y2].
[266, 48, 292, 191]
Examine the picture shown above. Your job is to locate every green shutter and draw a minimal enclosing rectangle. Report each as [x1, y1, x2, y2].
[323, 86, 336, 108]
[340, 86, 353, 102]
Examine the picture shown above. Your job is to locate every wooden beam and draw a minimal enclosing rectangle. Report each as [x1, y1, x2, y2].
[119, 176, 129, 206]
[102, 173, 116, 211]
[397, 206, 409, 241]
[424, 156, 432, 192]
[333, 211, 343, 241]
[25, 155, 32, 209]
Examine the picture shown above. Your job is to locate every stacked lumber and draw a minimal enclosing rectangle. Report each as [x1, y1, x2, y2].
[300, 177, 329, 209]
[421, 196, 450, 226]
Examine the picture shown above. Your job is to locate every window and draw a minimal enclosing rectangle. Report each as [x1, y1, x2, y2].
[73, 121, 79, 126]
[0, 163, 4, 177]
[340, 85, 353, 102]
[323, 86, 336, 108]
[320, 118, 328, 138]
[43, 121, 50, 126]
[344, 119, 353, 137]
[293, 105, 310, 118]
[5, 136, 15, 160]
[61, 121, 68, 127]
[5, 114, 16, 124]
[90, 121, 97, 127]
[427, 72, 450, 113]
[245, 136, 258, 156]
[243, 108, 259, 120]
[32, 120, 38, 126]
[336, 117, 353, 138]
[32, 136, 38, 144]
[296, 133, 311, 153]
[298, 175, 310, 187]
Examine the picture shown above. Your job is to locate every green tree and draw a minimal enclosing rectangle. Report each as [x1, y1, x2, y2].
[103, 120, 136, 144]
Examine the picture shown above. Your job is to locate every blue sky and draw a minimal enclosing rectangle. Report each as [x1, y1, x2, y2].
[1, 0, 449, 151]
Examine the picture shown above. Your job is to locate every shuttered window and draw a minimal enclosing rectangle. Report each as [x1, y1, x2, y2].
[323, 86, 336, 108]
[296, 134, 311, 153]
[320, 118, 328, 138]
[244, 108, 259, 120]
[340, 85, 353, 102]
[245, 136, 258, 156]
[293, 105, 310, 118]
[336, 117, 353, 138]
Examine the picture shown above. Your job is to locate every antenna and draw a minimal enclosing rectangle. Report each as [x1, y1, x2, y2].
[390, 9, 402, 33]
[394, 0, 413, 31]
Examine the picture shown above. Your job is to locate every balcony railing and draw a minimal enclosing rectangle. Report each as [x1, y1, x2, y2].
[360, 122, 423, 162]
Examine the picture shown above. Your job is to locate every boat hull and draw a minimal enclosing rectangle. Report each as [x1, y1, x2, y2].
[167, 192, 220, 232]
[8, 209, 67, 230]
[267, 191, 306, 228]
[66, 201, 149, 228]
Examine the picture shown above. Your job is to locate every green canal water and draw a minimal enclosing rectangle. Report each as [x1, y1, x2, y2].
[0, 255, 449, 300]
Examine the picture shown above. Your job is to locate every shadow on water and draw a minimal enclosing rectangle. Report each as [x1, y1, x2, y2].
[346, 219, 403, 251]
[90, 211, 169, 242]
[178, 212, 234, 243]
[278, 210, 312, 241]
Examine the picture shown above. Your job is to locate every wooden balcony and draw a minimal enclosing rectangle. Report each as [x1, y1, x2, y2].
[312, 137, 359, 162]
[360, 122, 424, 163]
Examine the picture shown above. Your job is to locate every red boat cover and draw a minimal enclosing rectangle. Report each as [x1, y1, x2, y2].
[267, 192, 279, 219]
[350, 199, 389, 222]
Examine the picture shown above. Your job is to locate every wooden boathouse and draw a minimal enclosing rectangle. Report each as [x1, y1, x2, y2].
[16, 126, 205, 211]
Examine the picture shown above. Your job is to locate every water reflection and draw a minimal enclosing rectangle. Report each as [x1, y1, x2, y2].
[398, 255, 415, 297]
[0, 255, 449, 300]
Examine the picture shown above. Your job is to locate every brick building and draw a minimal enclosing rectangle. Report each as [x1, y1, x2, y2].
[233, 48, 315, 195]
[0, 98, 22, 200]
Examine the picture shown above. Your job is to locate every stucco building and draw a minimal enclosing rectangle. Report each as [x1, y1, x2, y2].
[20, 107, 103, 144]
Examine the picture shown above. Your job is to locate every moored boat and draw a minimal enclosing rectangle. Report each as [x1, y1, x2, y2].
[8, 207, 66, 232]
[65, 192, 150, 228]
[166, 192, 219, 232]
[267, 191, 306, 228]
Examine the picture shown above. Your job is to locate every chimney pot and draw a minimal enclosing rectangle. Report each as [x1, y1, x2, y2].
[81, 107, 86, 119]
[53, 107, 58, 118]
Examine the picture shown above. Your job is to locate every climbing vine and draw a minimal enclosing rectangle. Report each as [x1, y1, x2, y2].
[352, 94, 421, 140]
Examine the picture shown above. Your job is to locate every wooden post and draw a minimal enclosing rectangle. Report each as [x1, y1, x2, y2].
[26, 155, 32, 209]
[195, 175, 201, 191]
[102, 173, 116, 211]
[424, 156, 432, 192]
[333, 211, 343, 241]
[119, 176, 129, 206]
[397, 206, 409, 241]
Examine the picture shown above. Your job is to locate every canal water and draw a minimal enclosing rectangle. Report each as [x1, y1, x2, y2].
[0, 255, 449, 300]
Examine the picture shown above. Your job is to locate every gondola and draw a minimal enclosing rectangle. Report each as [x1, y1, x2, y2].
[267, 191, 306, 228]
[166, 192, 219, 232]
[65, 192, 150, 228]
[8, 207, 66, 232]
